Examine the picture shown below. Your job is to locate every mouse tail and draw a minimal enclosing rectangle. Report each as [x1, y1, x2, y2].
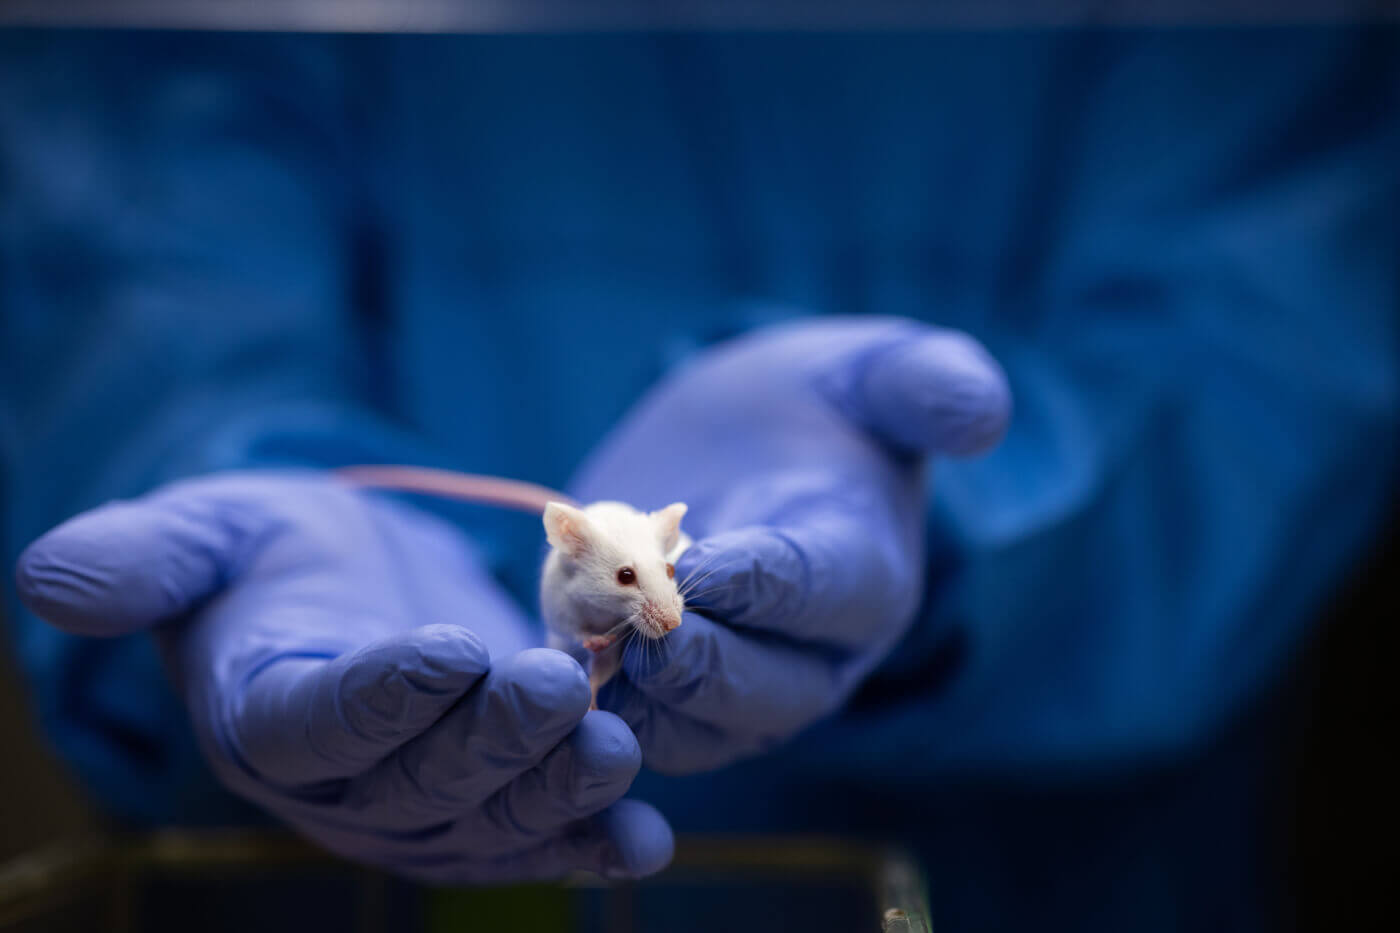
[335, 464, 578, 514]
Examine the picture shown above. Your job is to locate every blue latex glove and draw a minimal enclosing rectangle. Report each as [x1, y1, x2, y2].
[573, 317, 1011, 773]
[16, 473, 673, 882]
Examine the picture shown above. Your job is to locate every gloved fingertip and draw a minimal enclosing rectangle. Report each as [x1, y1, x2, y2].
[15, 540, 73, 630]
[380, 623, 492, 693]
[14, 494, 242, 636]
[15, 524, 151, 636]
[567, 712, 643, 801]
[333, 624, 491, 724]
[676, 527, 805, 621]
[839, 331, 1012, 457]
[496, 648, 593, 727]
[243, 625, 494, 783]
[597, 800, 674, 880]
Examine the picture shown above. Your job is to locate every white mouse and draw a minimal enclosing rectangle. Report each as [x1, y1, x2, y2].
[335, 466, 691, 706]
[541, 500, 691, 704]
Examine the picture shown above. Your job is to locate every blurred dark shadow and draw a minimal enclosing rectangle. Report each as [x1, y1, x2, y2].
[1290, 505, 1396, 932]
[0, 631, 96, 861]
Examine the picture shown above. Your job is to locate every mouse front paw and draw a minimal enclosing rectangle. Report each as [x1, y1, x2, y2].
[583, 633, 618, 653]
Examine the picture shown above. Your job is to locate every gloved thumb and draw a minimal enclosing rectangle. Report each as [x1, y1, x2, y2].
[15, 488, 251, 637]
[820, 326, 1012, 457]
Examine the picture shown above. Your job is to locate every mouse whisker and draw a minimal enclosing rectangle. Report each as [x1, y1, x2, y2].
[601, 611, 642, 640]
[675, 550, 739, 586]
[644, 630, 669, 676]
[680, 573, 737, 601]
[677, 549, 736, 577]
[625, 627, 658, 677]
[677, 582, 745, 605]
[678, 558, 745, 598]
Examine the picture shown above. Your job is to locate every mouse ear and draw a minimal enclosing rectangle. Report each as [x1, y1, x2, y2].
[544, 502, 595, 557]
[649, 503, 688, 553]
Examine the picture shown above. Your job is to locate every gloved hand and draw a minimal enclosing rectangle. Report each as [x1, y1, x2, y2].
[573, 316, 1011, 773]
[16, 473, 672, 883]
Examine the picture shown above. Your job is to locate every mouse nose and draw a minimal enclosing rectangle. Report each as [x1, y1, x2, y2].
[642, 601, 683, 634]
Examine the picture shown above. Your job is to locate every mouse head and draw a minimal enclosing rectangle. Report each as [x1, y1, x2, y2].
[543, 500, 687, 639]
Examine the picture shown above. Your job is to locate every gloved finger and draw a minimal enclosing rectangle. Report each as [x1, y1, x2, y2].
[397, 800, 674, 885]
[14, 493, 250, 637]
[296, 711, 644, 862]
[229, 624, 491, 785]
[342, 648, 592, 827]
[676, 520, 915, 650]
[819, 326, 1011, 457]
[613, 611, 843, 740]
[474, 710, 642, 838]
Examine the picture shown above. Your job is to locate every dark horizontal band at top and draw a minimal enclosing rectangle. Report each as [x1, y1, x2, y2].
[1, 0, 1396, 32]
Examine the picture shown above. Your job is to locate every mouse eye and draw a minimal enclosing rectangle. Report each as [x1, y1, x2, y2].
[616, 567, 637, 585]
[665, 563, 675, 579]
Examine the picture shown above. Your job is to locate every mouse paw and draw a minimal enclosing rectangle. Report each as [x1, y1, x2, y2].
[583, 634, 617, 653]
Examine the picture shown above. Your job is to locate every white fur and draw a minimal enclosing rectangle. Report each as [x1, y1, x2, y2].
[540, 500, 690, 701]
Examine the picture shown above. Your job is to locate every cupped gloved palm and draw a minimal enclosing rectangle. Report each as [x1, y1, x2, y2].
[15, 473, 672, 883]
[573, 317, 1011, 774]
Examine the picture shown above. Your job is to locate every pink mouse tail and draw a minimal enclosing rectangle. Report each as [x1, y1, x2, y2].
[335, 465, 576, 514]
